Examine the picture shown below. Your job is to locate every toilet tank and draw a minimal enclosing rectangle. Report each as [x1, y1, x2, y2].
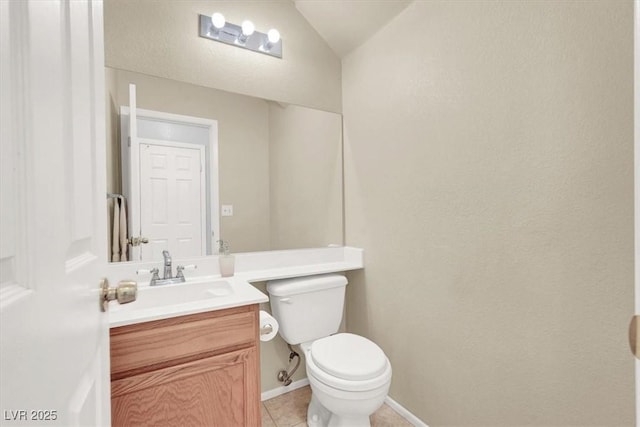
[267, 274, 347, 345]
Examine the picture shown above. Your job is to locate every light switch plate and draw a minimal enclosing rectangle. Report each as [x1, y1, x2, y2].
[221, 205, 233, 217]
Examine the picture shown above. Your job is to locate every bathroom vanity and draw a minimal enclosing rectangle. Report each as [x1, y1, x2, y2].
[107, 247, 364, 427]
[110, 305, 260, 426]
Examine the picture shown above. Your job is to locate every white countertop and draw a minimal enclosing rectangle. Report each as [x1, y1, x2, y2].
[108, 247, 363, 327]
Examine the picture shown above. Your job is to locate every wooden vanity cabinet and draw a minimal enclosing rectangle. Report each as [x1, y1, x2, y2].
[109, 304, 261, 427]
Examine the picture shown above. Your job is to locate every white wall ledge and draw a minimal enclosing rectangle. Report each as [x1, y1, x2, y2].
[106, 246, 363, 285]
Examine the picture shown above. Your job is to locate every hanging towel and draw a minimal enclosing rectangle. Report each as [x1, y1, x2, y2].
[111, 198, 121, 262]
[119, 198, 128, 262]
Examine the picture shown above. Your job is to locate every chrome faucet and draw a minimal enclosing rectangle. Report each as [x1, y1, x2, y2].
[136, 251, 197, 286]
[162, 250, 173, 279]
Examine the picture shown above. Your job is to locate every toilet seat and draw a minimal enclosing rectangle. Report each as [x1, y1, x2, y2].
[311, 333, 388, 381]
[305, 333, 392, 392]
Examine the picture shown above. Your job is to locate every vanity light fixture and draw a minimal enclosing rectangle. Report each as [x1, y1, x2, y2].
[238, 20, 255, 43]
[198, 13, 282, 58]
[263, 29, 280, 52]
[210, 12, 225, 35]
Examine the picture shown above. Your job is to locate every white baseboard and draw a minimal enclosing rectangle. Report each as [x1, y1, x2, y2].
[261, 378, 310, 401]
[384, 395, 428, 427]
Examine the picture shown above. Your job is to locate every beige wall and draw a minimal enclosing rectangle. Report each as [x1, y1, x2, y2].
[104, 0, 342, 113]
[269, 103, 343, 250]
[343, 1, 634, 425]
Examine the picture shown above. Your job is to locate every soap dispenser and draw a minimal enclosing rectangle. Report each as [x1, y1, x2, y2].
[217, 240, 235, 277]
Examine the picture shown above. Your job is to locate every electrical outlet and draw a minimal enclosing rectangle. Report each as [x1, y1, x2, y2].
[221, 205, 233, 217]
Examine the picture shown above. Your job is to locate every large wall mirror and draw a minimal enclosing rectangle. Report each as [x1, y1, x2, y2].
[105, 68, 344, 262]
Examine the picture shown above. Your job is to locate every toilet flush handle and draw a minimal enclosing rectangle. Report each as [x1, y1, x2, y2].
[280, 298, 292, 304]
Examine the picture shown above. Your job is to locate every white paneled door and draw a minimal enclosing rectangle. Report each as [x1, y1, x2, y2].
[139, 140, 206, 261]
[0, 1, 110, 425]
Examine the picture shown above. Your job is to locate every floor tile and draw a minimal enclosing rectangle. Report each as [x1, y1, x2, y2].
[262, 403, 277, 427]
[371, 403, 413, 427]
[263, 386, 312, 427]
[263, 385, 413, 427]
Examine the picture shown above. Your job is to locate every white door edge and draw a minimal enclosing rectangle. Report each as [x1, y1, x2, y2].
[1, 1, 109, 424]
[128, 84, 140, 261]
[634, 1, 639, 425]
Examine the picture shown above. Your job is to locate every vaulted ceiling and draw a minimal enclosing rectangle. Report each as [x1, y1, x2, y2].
[293, 0, 412, 58]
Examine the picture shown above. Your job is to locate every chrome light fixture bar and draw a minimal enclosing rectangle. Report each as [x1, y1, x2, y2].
[198, 14, 282, 59]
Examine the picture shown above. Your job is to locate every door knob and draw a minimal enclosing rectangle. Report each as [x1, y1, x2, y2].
[128, 236, 149, 246]
[630, 315, 639, 359]
[100, 278, 137, 312]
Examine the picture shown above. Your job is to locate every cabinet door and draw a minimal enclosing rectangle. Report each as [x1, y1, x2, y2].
[111, 346, 260, 427]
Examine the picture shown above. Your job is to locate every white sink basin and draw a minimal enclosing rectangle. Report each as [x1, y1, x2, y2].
[120, 280, 234, 311]
[108, 275, 268, 328]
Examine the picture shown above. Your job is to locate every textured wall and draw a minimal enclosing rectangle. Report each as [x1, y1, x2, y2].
[269, 103, 343, 250]
[343, 1, 634, 425]
[104, 0, 342, 113]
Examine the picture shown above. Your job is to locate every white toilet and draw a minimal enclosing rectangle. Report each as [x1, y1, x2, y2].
[267, 274, 392, 427]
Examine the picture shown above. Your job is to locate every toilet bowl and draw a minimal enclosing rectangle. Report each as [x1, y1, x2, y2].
[301, 333, 392, 427]
[267, 274, 392, 427]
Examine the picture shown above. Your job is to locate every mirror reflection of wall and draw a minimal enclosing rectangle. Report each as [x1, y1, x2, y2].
[105, 67, 343, 262]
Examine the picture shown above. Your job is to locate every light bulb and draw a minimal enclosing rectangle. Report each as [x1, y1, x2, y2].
[267, 29, 280, 44]
[241, 20, 255, 36]
[211, 12, 225, 29]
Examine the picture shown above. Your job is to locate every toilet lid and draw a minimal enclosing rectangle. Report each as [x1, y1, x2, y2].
[310, 333, 388, 381]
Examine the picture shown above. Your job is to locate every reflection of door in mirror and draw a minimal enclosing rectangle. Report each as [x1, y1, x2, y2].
[116, 106, 219, 263]
[139, 140, 206, 261]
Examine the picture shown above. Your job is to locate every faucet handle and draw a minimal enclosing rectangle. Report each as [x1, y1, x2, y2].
[136, 268, 160, 279]
[176, 264, 197, 279]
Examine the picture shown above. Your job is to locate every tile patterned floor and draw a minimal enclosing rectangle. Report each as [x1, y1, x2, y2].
[262, 386, 413, 427]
